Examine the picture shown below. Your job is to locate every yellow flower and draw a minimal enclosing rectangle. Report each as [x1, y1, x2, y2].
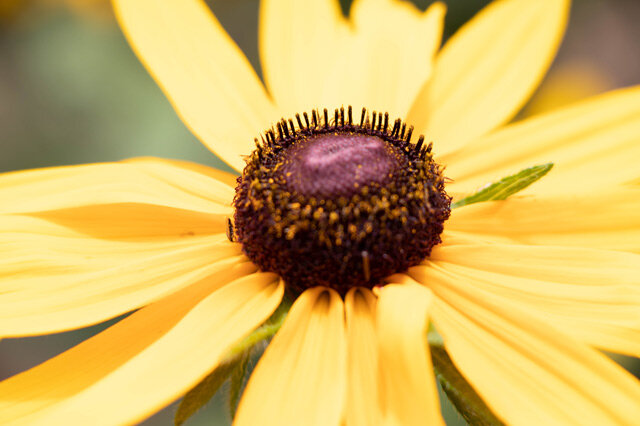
[1, 0, 640, 425]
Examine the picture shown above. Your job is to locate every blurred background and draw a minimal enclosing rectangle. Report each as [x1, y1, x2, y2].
[0, 0, 639, 424]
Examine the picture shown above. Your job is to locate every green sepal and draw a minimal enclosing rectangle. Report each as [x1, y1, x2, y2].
[452, 163, 554, 209]
[430, 345, 504, 425]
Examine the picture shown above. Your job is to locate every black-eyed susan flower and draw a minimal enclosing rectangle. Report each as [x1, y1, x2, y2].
[2, 0, 640, 424]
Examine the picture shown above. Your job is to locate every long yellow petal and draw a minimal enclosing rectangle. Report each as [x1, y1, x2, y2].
[424, 274, 640, 424]
[412, 259, 640, 357]
[0, 214, 242, 336]
[0, 157, 242, 336]
[429, 243, 640, 286]
[439, 230, 496, 247]
[408, 0, 569, 154]
[26, 204, 227, 242]
[235, 287, 346, 426]
[0, 159, 233, 215]
[336, 0, 445, 117]
[259, 0, 348, 115]
[444, 86, 640, 195]
[0, 207, 230, 285]
[112, 0, 279, 171]
[25, 273, 281, 425]
[127, 157, 239, 188]
[423, 243, 640, 355]
[260, 0, 445, 119]
[0, 215, 215, 276]
[448, 190, 640, 252]
[376, 283, 443, 426]
[345, 287, 379, 426]
[0, 261, 258, 422]
[123, 157, 237, 205]
[0, 239, 243, 337]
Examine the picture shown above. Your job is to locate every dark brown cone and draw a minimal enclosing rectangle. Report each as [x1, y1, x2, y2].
[233, 107, 451, 296]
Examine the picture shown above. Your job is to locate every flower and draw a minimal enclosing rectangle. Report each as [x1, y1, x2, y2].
[1, 0, 640, 424]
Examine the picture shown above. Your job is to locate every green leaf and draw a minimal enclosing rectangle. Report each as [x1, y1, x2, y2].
[174, 355, 244, 426]
[452, 163, 554, 209]
[430, 345, 504, 426]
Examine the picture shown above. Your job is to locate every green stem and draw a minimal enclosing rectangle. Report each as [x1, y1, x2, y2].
[430, 344, 504, 426]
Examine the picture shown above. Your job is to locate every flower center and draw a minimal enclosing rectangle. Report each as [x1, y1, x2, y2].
[281, 133, 403, 197]
[233, 107, 451, 296]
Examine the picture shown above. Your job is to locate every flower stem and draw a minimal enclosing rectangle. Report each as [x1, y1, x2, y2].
[430, 344, 505, 425]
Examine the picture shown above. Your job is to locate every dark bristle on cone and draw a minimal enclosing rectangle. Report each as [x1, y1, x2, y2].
[253, 107, 432, 157]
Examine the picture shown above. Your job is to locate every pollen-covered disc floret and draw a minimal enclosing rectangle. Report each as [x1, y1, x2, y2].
[233, 107, 451, 295]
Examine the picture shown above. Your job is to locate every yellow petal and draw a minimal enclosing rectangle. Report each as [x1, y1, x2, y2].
[412, 259, 640, 357]
[376, 283, 443, 426]
[0, 215, 242, 336]
[1, 244, 244, 337]
[129, 156, 239, 188]
[113, 0, 279, 171]
[439, 229, 499, 247]
[235, 287, 346, 426]
[448, 190, 640, 252]
[0, 216, 230, 284]
[429, 243, 640, 286]
[423, 273, 640, 424]
[0, 159, 233, 215]
[408, 0, 569, 154]
[0, 262, 258, 423]
[259, 0, 348, 115]
[260, 0, 445, 118]
[124, 157, 237, 205]
[444, 86, 640, 195]
[337, 0, 445, 117]
[0, 158, 240, 335]
[27, 204, 228, 242]
[0, 215, 197, 276]
[345, 287, 379, 426]
[25, 273, 281, 425]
